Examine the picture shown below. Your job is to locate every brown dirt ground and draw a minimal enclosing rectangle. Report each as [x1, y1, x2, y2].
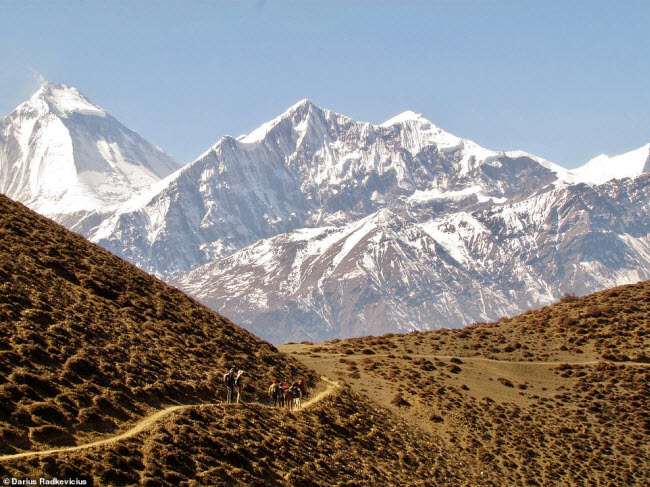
[281, 280, 650, 486]
[1, 379, 492, 486]
[1, 194, 648, 486]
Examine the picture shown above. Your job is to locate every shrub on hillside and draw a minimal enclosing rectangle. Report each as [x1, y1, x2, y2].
[391, 393, 411, 407]
[28, 402, 69, 427]
[9, 371, 59, 397]
[29, 425, 75, 446]
[584, 305, 605, 318]
[560, 293, 579, 303]
[63, 356, 99, 378]
[77, 407, 117, 432]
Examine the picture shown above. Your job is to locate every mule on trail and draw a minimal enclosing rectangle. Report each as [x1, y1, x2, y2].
[285, 385, 302, 411]
[268, 382, 285, 407]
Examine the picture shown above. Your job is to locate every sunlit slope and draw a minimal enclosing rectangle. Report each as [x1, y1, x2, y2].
[1, 387, 494, 486]
[283, 280, 650, 486]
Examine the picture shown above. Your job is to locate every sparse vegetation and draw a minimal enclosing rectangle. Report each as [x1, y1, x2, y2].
[282, 280, 650, 486]
[1, 195, 648, 486]
[0, 195, 317, 457]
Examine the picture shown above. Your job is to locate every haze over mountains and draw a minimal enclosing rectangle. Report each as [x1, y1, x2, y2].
[2, 83, 649, 342]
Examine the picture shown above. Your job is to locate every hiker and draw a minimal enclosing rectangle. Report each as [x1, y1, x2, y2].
[223, 368, 236, 403]
[234, 369, 244, 403]
[289, 381, 303, 410]
[297, 379, 308, 398]
[277, 381, 286, 407]
[268, 379, 277, 403]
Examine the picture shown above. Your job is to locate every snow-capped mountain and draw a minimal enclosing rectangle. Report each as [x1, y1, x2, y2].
[570, 143, 650, 185]
[0, 83, 180, 229]
[90, 99, 568, 276]
[172, 209, 519, 342]
[83, 98, 649, 342]
[171, 174, 650, 342]
[2, 88, 648, 342]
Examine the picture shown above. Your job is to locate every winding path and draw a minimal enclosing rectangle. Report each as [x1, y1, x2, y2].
[0, 377, 339, 462]
[354, 353, 650, 367]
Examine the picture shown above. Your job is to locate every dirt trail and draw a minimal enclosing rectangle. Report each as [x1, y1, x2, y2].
[365, 353, 650, 367]
[301, 376, 339, 408]
[0, 377, 339, 462]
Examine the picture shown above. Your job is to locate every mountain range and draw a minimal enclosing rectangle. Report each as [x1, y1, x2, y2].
[2, 83, 649, 342]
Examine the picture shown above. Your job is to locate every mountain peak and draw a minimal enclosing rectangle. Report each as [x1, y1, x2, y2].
[379, 110, 430, 127]
[277, 98, 330, 123]
[237, 98, 326, 144]
[29, 82, 106, 118]
[571, 142, 650, 185]
[1, 82, 180, 218]
[286, 98, 317, 112]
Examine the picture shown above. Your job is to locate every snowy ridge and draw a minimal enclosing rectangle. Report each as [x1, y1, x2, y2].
[173, 174, 650, 342]
[33, 83, 107, 118]
[85, 98, 649, 342]
[2, 87, 648, 342]
[0, 82, 180, 222]
[237, 99, 319, 143]
[570, 143, 650, 185]
[90, 98, 568, 277]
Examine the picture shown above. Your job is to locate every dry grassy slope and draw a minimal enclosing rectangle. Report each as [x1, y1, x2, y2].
[0, 194, 318, 455]
[283, 280, 650, 487]
[2, 192, 648, 486]
[1, 386, 495, 486]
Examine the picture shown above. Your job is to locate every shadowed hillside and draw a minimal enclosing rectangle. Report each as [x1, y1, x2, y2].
[0, 194, 318, 455]
[283, 281, 650, 486]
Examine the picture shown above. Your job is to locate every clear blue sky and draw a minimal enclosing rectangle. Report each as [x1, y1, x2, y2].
[1, 0, 648, 168]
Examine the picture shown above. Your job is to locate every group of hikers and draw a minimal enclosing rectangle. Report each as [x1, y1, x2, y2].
[223, 368, 308, 411]
[268, 379, 308, 411]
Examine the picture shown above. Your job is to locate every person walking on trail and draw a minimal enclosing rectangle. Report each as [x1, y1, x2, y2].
[223, 368, 237, 404]
[234, 370, 244, 403]
[268, 379, 279, 406]
[297, 379, 308, 398]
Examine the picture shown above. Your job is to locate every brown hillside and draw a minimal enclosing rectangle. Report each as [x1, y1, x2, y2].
[1, 385, 496, 486]
[0, 194, 492, 486]
[0, 194, 318, 455]
[283, 280, 650, 486]
[1, 192, 648, 486]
